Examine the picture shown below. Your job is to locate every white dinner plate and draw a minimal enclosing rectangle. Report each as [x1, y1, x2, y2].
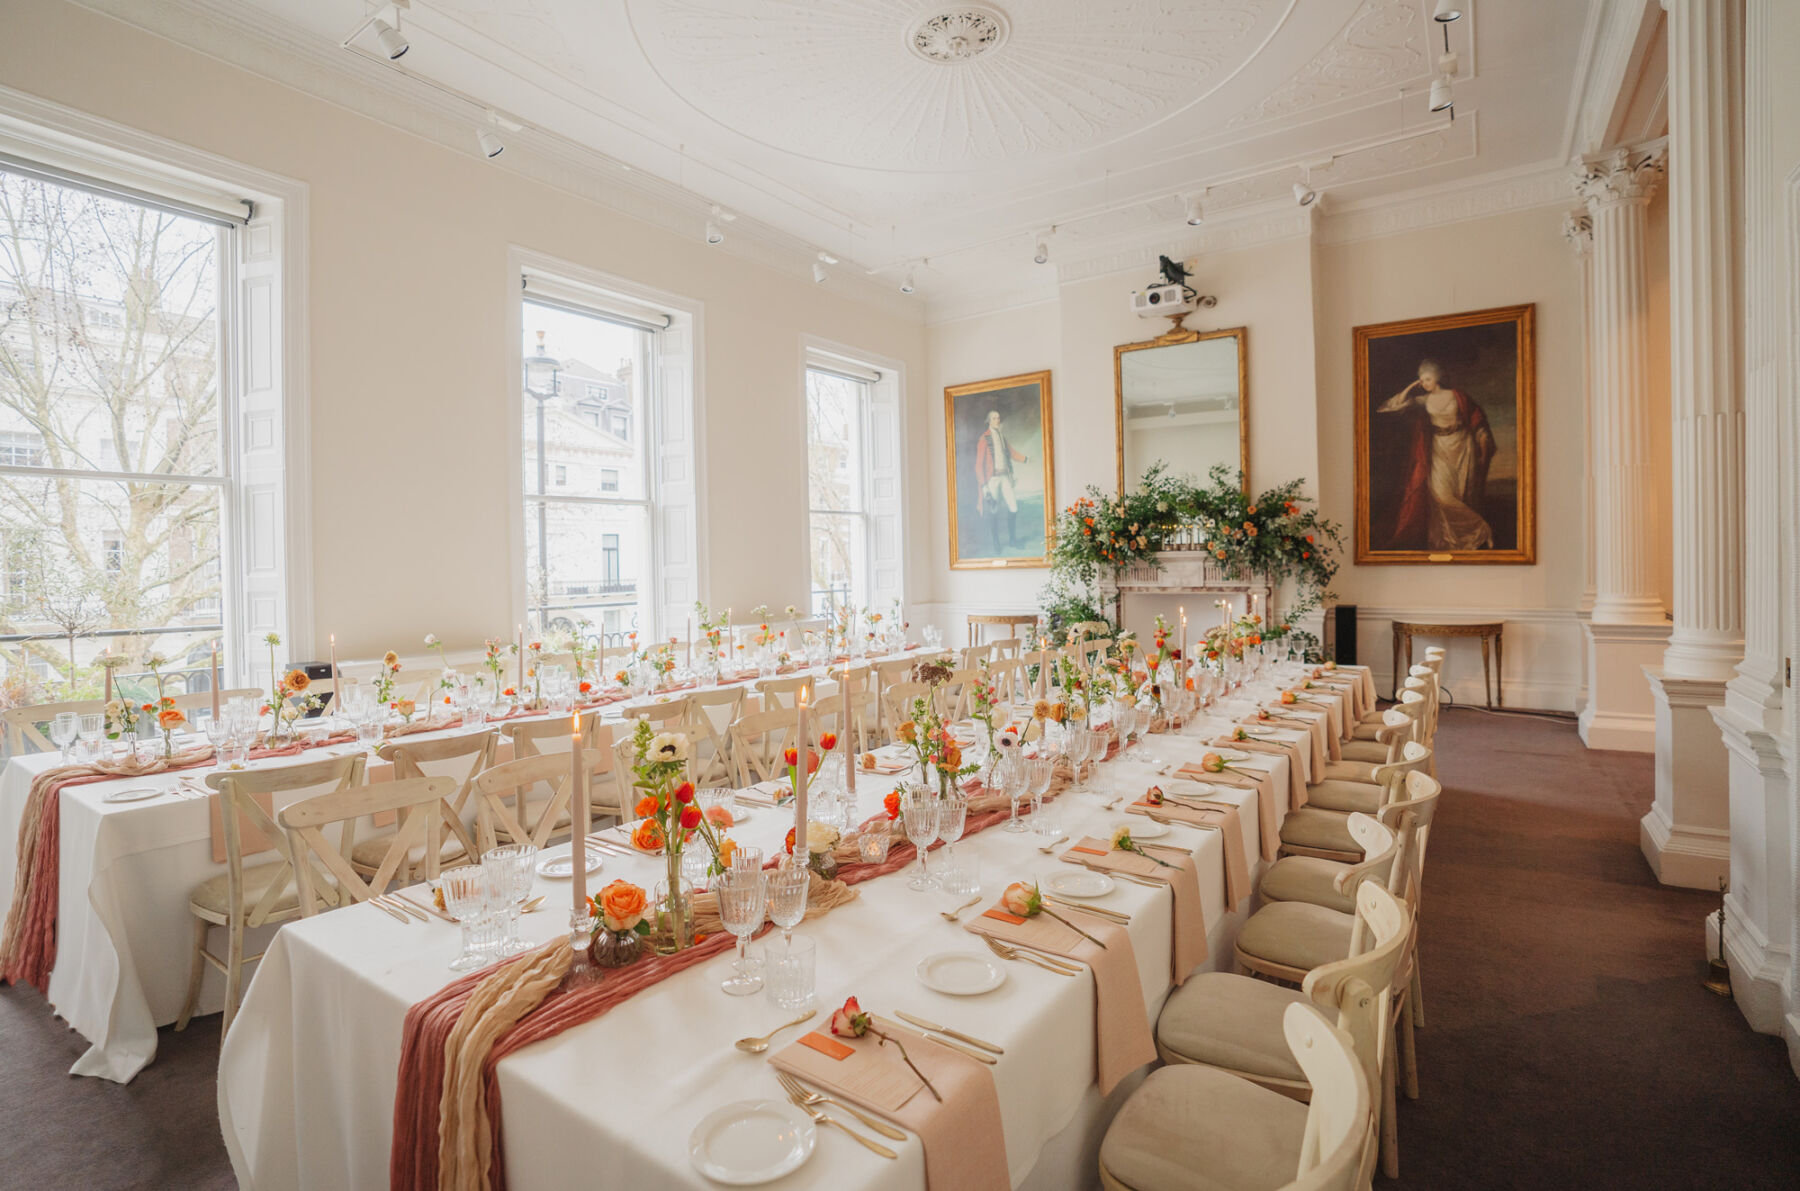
[1045, 870, 1115, 899]
[536, 847, 604, 878]
[916, 951, 1007, 996]
[1214, 749, 1249, 762]
[688, 1099, 816, 1185]
[1118, 817, 1169, 839]
[102, 785, 163, 804]
[1245, 726, 1283, 738]
[1172, 780, 1217, 797]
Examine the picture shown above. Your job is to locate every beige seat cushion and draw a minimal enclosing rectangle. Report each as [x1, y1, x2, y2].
[1099, 1064, 1307, 1191]
[1340, 739, 1391, 763]
[1305, 779, 1382, 815]
[1351, 720, 1383, 741]
[350, 831, 469, 873]
[1257, 855, 1357, 914]
[1318, 759, 1379, 784]
[1157, 972, 1310, 1083]
[1278, 806, 1356, 855]
[189, 860, 306, 919]
[1237, 901, 1355, 974]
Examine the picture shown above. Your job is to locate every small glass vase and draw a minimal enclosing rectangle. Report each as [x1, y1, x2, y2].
[807, 849, 839, 880]
[651, 877, 696, 955]
[588, 927, 643, 969]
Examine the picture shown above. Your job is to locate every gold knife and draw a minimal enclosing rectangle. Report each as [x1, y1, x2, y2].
[892, 1010, 1004, 1055]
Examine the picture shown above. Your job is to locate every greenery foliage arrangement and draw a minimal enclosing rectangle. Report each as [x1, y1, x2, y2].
[1040, 463, 1342, 647]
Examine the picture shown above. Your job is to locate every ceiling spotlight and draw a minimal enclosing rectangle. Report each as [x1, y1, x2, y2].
[816, 250, 839, 266]
[1033, 239, 1049, 265]
[899, 269, 916, 294]
[371, 17, 410, 59]
[705, 220, 724, 245]
[1183, 193, 1205, 226]
[476, 127, 504, 158]
[812, 261, 828, 284]
[1428, 75, 1454, 113]
[1433, 0, 1462, 22]
[1292, 181, 1317, 207]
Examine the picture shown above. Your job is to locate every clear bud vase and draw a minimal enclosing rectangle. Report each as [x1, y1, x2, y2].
[652, 876, 695, 955]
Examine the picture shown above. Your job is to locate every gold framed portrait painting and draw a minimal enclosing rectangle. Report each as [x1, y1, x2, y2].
[944, 370, 1055, 569]
[1353, 304, 1536, 565]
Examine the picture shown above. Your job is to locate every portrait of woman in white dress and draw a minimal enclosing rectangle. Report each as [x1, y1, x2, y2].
[1354, 304, 1535, 564]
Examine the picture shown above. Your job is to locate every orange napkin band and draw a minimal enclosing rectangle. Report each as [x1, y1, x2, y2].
[981, 908, 1027, 925]
[1069, 844, 1109, 857]
[799, 1032, 855, 1061]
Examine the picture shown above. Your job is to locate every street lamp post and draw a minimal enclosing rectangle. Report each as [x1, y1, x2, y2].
[524, 330, 561, 637]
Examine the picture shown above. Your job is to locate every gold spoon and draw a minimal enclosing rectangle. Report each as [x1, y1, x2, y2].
[521, 895, 547, 914]
[733, 1010, 816, 1054]
[939, 895, 981, 922]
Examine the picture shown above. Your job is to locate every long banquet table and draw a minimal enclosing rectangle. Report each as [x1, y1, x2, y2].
[216, 699, 1304, 1191]
[0, 664, 878, 1082]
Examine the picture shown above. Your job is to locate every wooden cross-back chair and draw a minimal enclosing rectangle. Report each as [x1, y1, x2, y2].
[503, 710, 606, 758]
[685, 686, 747, 786]
[357, 729, 497, 882]
[628, 695, 695, 730]
[177, 752, 367, 1037]
[934, 667, 981, 720]
[957, 644, 993, 670]
[882, 681, 932, 739]
[1278, 743, 1432, 864]
[727, 706, 804, 786]
[754, 675, 813, 711]
[3, 688, 261, 757]
[988, 636, 1023, 663]
[1331, 704, 1422, 779]
[281, 775, 458, 915]
[473, 748, 612, 853]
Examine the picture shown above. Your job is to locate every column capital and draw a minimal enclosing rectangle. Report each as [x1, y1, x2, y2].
[1562, 208, 1594, 257]
[1573, 144, 1667, 208]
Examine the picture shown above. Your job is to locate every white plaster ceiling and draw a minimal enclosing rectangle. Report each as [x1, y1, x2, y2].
[82, 0, 1596, 313]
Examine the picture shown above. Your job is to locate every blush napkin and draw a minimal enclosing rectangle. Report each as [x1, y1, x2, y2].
[1061, 832, 1208, 981]
[1125, 798, 1250, 914]
[963, 905, 1154, 1094]
[770, 1021, 1008, 1191]
[1174, 764, 1279, 862]
[1214, 735, 1308, 810]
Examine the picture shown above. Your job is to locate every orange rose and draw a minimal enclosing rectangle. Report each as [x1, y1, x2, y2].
[1280, 691, 1298, 705]
[395, 697, 416, 718]
[1200, 752, 1226, 774]
[631, 819, 666, 852]
[717, 837, 738, 869]
[283, 669, 310, 693]
[596, 879, 648, 932]
[940, 743, 962, 770]
[157, 708, 186, 730]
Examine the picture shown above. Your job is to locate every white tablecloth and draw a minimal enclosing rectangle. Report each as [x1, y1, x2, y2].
[217, 706, 1294, 1191]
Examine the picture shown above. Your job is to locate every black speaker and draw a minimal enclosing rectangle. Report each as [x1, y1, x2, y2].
[1328, 605, 1358, 665]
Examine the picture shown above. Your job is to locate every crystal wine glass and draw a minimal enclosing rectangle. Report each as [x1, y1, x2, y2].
[901, 792, 941, 891]
[77, 713, 105, 763]
[483, 844, 538, 956]
[440, 865, 495, 971]
[50, 712, 79, 763]
[1002, 750, 1031, 833]
[1026, 754, 1056, 834]
[936, 793, 972, 892]
[716, 867, 768, 995]
[766, 861, 810, 947]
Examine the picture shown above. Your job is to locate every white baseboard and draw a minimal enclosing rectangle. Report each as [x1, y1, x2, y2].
[1639, 801, 1730, 889]
[1709, 899, 1793, 1037]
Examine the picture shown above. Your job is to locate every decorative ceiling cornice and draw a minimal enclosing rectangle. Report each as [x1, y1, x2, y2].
[67, 0, 925, 321]
[1317, 159, 1574, 244]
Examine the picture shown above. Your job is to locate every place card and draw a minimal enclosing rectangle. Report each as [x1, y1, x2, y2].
[798, 1031, 854, 1061]
[1061, 836, 1162, 878]
[775, 1036, 923, 1112]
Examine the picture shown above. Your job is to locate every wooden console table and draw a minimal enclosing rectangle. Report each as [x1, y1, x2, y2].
[1391, 620, 1504, 707]
[966, 613, 1038, 647]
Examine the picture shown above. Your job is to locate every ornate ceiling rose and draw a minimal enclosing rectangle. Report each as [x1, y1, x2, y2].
[907, 7, 1010, 64]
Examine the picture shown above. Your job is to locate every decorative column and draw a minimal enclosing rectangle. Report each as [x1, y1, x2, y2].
[1641, 0, 1745, 889]
[1572, 145, 1671, 753]
[1563, 208, 1597, 714]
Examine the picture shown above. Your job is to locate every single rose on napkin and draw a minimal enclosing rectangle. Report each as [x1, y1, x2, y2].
[1229, 726, 1250, 742]
[861, 752, 877, 771]
[828, 996, 943, 1102]
[1280, 691, 1298, 705]
[1111, 824, 1176, 868]
[594, 880, 649, 933]
[1144, 785, 1165, 806]
[1000, 880, 1044, 917]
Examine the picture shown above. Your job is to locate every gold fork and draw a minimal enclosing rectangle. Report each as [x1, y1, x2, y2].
[774, 1070, 907, 1141]
[783, 1092, 898, 1158]
[981, 934, 1079, 976]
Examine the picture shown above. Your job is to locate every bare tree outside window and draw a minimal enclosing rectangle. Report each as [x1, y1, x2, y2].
[806, 367, 867, 615]
[0, 171, 225, 706]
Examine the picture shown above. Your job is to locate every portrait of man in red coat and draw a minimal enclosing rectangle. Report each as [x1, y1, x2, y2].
[948, 374, 1051, 565]
[974, 408, 1029, 552]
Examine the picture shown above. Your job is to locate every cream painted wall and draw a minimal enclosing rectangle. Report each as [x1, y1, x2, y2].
[0, 2, 929, 660]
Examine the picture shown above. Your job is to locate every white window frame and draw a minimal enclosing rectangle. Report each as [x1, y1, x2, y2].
[0, 86, 310, 687]
[506, 247, 703, 640]
[799, 337, 906, 617]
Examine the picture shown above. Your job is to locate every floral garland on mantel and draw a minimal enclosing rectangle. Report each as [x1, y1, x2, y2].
[1040, 463, 1342, 645]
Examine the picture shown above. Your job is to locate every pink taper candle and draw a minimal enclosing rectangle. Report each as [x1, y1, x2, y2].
[841, 665, 856, 800]
[327, 634, 336, 718]
[102, 651, 112, 705]
[211, 644, 221, 720]
[793, 684, 809, 849]
[571, 712, 588, 913]
[516, 625, 525, 694]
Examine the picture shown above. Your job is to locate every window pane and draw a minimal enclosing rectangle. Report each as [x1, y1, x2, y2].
[525, 499, 651, 648]
[523, 302, 648, 502]
[1, 475, 222, 698]
[0, 171, 224, 478]
[809, 511, 861, 615]
[806, 369, 863, 513]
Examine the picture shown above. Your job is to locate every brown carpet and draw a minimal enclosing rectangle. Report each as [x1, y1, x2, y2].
[1, 708, 1796, 1189]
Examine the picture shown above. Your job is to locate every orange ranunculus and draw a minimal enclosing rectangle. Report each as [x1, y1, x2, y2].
[1280, 691, 1298, 705]
[717, 837, 738, 869]
[883, 790, 901, 820]
[897, 720, 917, 743]
[819, 731, 838, 751]
[157, 708, 186, 730]
[502, 687, 516, 697]
[283, 669, 310, 693]
[1049, 701, 1068, 723]
[941, 743, 962, 770]
[597, 879, 648, 932]
[383, 651, 400, 668]
[704, 805, 734, 828]
[1184, 677, 1196, 691]
[579, 680, 592, 694]
[631, 819, 666, 852]
[634, 794, 659, 818]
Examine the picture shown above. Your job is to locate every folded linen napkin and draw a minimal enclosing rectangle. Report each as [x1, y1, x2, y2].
[1173, 764, 1279, 862]
[963, 903, 1154, 1094]
[1126, 799, 1249, 914]
[1062, 831, 1208, 981]
[770, 1021, 1008, 1191]
[1213, 735, 1308, 810]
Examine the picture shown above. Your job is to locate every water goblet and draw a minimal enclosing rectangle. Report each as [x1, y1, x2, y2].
[766, 861, 810, 947]
[50, 712, 79, 763]
[729, 844, 765, 874]
[77, 713, 105, 763]
[936, 793, 973, 892]
[901, 792, 941, 891]
[716, 867, 768, 996]
[483, 844, 538, 956]
[1025, 755, 1056, 834]
[440, 865, 495, 971]
[203, 712, 230, 759]
[766, 933, 816, 1012]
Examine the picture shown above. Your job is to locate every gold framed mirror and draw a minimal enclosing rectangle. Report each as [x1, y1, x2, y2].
[1114, 325, 1248, 494]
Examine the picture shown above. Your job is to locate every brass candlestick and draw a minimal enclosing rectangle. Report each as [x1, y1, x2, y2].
[1704, 877, 1732, 998]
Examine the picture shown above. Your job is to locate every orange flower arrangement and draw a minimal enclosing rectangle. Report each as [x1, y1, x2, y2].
[631, 818, 667, 852]
[157, 707, 186, 731]
[593, 879, 649, 933]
